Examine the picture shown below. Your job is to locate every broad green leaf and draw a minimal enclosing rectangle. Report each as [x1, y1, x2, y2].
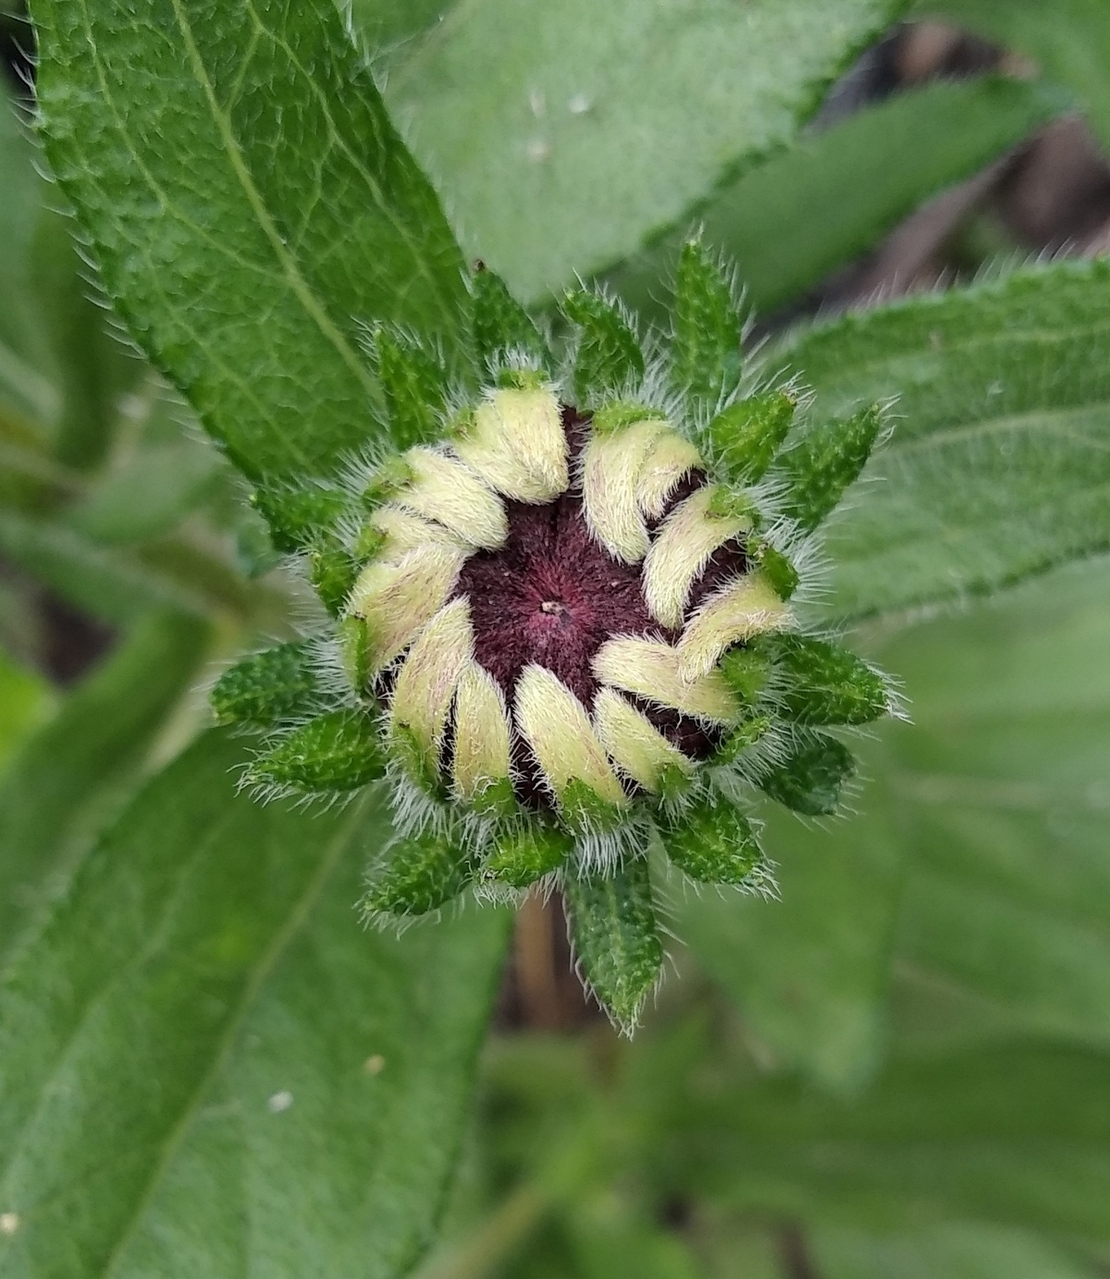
[815, 1222, 1099, 1279]
[32, 0, 471, 486]
[880, 560, 1110, 1057]
[386, 0, 907, 302]
[676, 744, 904, 1091]
[0, 610, 210, 960]
[918, 0, 1110, 152]
[0, 730, 511, 1274]
[668, 1043, 1110, 1240]
[784, 260, 1110, 621]
[608, 76, 1064, 317]
[0, 508, 262, 626]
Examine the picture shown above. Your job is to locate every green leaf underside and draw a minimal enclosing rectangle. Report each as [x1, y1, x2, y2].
[385, 0, 908, 303]
[679, 560, 1110, 1090]
[0, 729, 510, 1274]
[0, 610, 210, 963]
[32, 0, 470, 487]
[606, 76, 1064, 317]
[564, 859, 663, 1032]
[786, 259, 1110, 621]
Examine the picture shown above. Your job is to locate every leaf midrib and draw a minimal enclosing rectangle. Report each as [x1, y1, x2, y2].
[98, 796, 367, 1277]
[164, 0, 378, 405]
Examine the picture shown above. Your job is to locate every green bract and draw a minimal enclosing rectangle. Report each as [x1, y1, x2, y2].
[215, 244, 895, 1032]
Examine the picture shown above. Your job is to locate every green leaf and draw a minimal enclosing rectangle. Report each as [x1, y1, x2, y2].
[760, 633, 890, 726]
[0, 729, 510, 1273]
[0, 610, 210, 961]
[249, 709, 386, 793]
[471, 265, 552, 375]
[0, 508, 258, 626]
[880, 560, 1110, 1058]
[659, 790, 767, 888]
[564, 858, 663, 1034]
[671, 240, 742, 410]
[918, 0, 1110, 151]
[483, 823, 574, 890]
[385, 0, 907, 301]
[211, 639, 320, 728]
[0, 651, 55, 772]
[373, 328, 449, 451]
[700, 392, 797, 486]
[785, 260, 1110, 620]
[564, 291, 645, 402]
[814, 1222, 1098, 1279]
[776, 404, 884, 533]
[607, 76, 1064, 317]
[363, 827, 476, 918]
[757, 731, 856, 815]
[676, 749, 903, 1090]
[671, 1042, 1110, 1240]
[32, 0, 471, 486]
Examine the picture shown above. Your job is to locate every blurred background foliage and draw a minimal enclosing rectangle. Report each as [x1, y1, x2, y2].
[2, 4, 1110, 1276]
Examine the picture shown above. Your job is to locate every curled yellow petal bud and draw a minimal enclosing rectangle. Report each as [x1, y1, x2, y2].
[368, 505, 468, 563]
[593, 637, 740, 724]
[582, 418, 670, 562]
[395, 447, 508, 548]
[454, 387, 568, 502]
[453, 659, 513, 808]
[593, 688, 694, 793]
[637, 431, 703, 520]
[514, 664, 628, 811]
[347, 544, 466, 673]
[642, 484, 752, 627]
[389, 598, 474, 787]
[677, 573, 791, 679]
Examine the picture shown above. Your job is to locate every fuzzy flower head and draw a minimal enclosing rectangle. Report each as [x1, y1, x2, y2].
[213, 245, 897, 1031]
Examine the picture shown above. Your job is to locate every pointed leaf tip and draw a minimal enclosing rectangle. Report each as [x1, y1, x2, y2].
[471, 265, 552, 373]
[212, 640, 320, 728]
[660, 789, 768, 888]
[362, 827, 475, 917]
[564, 858, 663, 1033]
[672, 239, 743, 409]
[249, 709, 385, 793]
[777, 403, 885, 531]
[563, 290, 645, 403]
[757, 730, 855, 815]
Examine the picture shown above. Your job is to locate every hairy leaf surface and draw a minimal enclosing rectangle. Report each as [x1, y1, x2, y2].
[784, 260, 1110, 621]
[31, 0, 470, 485]
[387, 0, 908, 301]
[0, 730, 510, 1274]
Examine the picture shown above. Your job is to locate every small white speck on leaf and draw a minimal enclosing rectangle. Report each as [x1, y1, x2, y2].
[267, 1090, 294, 1113]
[568, 93, 592, 115]
[364, 1054, 386, 1075]
[526, 138, 551, 164]
[0, 1213, 19, 1236]
[529, 88, 546, 117]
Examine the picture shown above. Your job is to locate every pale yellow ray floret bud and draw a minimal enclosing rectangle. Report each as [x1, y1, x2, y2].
[593, 687, 694, 793]
[637, 431, 703, 520]
[514, 665, 628, 811]
[642, 484, 753, 628]
[367, 505, 468, 563]
[394, 447, 508, 548]
[582, 416, 671, 562]
[452, 659, 513, 805]
[677, 573, 791, 679]
[347, 543, 466, 673]
[389, 598, 474, 786]
[454, 386, 568, 502]
[592, 637, 740, 723]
